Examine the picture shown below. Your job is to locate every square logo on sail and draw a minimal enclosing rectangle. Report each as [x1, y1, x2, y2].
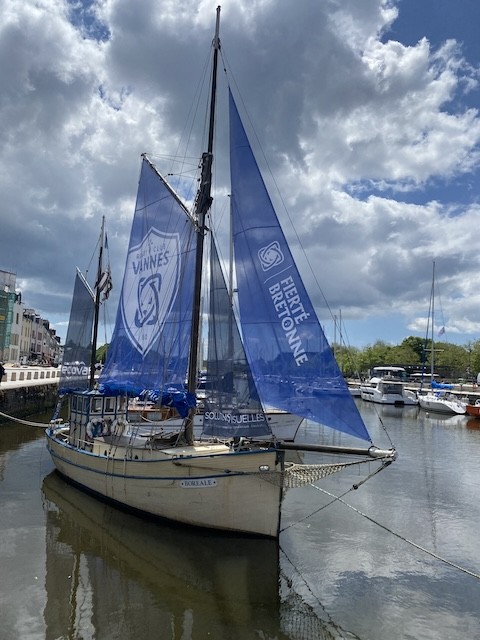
[258, 241, 284, 271]
[121, 228, 180, 356]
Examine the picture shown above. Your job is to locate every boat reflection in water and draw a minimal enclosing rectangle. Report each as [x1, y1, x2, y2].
[42, 472, 334, 640]
[466, 418, 480, 431]
[422, 412, 468, 429]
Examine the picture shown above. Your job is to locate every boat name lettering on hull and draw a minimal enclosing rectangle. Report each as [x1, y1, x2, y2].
[180, 478, 217, 488]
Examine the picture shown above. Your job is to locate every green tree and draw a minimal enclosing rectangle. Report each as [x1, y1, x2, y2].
[332, 344, 362, 377]
[96, 343, 109, 364]
[341, 335, 475, 381]
[400, 336, 425, 361]
[433, 342, 469, 378]
[356, 341, 394, 374]
[389, 342, 421, 366]
[469, 339, 480, 376]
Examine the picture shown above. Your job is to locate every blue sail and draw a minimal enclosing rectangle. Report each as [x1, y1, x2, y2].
[59, 271, 94, 394]
[202, 235, 272, 438]
[229, 90, 371, 442]
[99, 156, 197, 411]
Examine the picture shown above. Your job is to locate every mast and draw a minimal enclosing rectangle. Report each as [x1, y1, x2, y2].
[430, 260, 435, 386]
[184, 6, 221, 444]
[89, 216, 105, 389]
[228, 200, 234, 362]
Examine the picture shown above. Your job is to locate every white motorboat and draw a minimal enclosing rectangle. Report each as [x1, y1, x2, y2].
[360, 377, 418, 406]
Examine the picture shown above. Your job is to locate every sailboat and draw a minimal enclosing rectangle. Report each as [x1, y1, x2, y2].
[417, 262, 466, 415]
[46, 7, 396, 537]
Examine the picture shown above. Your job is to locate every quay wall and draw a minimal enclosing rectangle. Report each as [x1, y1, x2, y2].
[0, 366, 60, 422]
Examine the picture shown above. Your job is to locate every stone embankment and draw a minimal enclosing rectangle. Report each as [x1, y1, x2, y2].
[0, 365, 60, 422]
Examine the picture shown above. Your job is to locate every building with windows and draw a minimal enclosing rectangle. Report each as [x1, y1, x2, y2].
[0, 269, 61, 364]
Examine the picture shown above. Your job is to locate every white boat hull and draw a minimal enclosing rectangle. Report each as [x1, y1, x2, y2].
[46, 429, 283, 537]
[418, 393, 466, 415]
[360, 383, 418, 406]
[348, 384, 362, 397]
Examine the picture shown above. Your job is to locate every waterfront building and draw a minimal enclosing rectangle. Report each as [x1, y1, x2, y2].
[0, 269, 61, 364]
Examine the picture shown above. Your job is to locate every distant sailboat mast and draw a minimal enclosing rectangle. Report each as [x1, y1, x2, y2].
[430, 261, 436, 385]
[184, 6, 221, 444]
[421, 260, 436, 389]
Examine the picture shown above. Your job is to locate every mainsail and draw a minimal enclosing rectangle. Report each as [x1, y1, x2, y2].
[100, 156, 197, 411]
[59, 270, 95, 393]
[229, 89, 371, 442]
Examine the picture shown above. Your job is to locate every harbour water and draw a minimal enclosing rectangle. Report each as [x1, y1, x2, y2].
[1, 403, 480, 639]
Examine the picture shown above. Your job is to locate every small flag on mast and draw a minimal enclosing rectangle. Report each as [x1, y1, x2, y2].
[97, 266, 112, 301]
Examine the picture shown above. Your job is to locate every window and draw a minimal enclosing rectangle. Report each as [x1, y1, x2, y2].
[91, 397, 103, 413]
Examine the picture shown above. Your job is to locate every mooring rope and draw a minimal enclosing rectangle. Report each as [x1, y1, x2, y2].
[307, 484, 480, 581]
[0, 410, 50, 429]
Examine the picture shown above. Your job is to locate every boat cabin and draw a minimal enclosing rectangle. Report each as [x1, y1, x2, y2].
[369, 366, 407, 382]
[68, 391, 128, 448]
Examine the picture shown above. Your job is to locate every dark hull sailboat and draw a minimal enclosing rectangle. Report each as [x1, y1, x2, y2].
[46, 7, 395, 537]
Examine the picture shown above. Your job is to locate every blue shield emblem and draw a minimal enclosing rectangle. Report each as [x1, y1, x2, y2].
[121, 228, 180, 356]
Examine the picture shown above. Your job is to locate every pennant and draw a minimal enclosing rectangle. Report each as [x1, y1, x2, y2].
[97, 267, 112, 301]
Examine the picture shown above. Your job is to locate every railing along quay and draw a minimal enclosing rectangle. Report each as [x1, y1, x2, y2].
[0, 365, 61, 422]
[1, 365, 61, 389]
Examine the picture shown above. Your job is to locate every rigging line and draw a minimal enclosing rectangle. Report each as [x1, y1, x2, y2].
[381, 422, 395, 449]
[279, 545, 363, 640]
[312, 484, 480, 582]
[369, 404, 396, 449]
[434, 273, 448, 339]
[0, 410, 49, 428]
[280, 461, 391, 533]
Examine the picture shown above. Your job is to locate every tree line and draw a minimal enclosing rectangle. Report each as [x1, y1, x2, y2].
[333, 336, 480, 381]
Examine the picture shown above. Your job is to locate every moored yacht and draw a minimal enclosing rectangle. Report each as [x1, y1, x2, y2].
[418, 388, 467, 415]
[360, 376, 418, 406]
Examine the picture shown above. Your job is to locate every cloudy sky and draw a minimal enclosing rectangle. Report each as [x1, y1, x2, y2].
[1, 0, 479, 349]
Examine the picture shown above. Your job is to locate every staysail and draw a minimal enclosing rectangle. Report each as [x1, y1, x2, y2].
[202, 235, 272, 438]
[100, 156, 197, 406]
[59, 270, 95, 393]
[229, 89, 371, 442]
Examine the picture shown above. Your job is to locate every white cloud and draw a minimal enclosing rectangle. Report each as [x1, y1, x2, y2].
[0, 0, 479, 347]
